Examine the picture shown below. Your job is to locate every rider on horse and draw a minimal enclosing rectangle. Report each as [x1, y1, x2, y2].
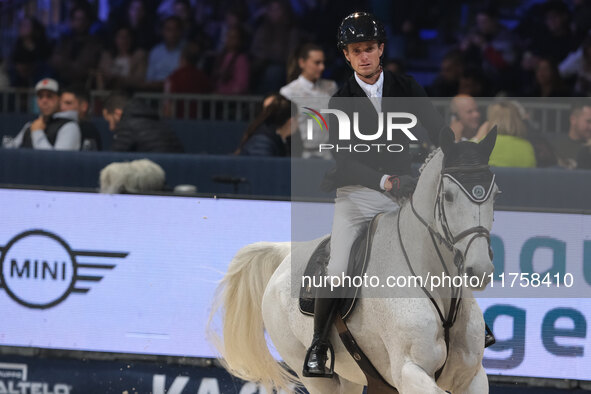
[303, 12, 496, 379]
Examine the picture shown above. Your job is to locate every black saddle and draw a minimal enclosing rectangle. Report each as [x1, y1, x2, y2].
[299, 213, 382, 320]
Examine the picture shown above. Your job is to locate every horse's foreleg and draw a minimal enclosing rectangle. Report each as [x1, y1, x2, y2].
[461, 365, 488, 394]
[399, 362, 449, 394]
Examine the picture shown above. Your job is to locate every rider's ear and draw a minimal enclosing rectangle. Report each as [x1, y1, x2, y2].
[478, 125, 497, 160]
[439, 126, 455, 155]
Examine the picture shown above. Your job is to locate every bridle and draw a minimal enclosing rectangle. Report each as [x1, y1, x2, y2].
[397, 163, 497, 380]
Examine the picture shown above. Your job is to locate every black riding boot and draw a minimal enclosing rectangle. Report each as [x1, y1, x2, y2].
[485, 323, 496, 347]
[302, 296, 338, 378]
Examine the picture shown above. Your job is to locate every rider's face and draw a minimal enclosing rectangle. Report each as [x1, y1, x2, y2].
[343, 41, 383, 76]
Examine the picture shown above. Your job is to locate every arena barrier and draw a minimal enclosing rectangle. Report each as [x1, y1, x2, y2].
[0, 148, 589, 210]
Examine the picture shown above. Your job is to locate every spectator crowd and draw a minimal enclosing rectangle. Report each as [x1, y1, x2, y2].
[1, 0, 591, 170]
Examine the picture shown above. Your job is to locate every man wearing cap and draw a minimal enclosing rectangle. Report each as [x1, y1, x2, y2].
[302, 12, 494, 378]
[4, 78, 81, 150]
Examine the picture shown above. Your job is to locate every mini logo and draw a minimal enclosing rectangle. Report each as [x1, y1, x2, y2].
[472, 185, 486, 199]
[0, 230, 128, 309]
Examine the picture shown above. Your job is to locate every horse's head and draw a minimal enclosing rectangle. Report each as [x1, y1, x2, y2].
[435, 126, 500, 290]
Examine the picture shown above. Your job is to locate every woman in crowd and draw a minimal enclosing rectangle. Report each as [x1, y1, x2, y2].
[477, 101, 537, 167]
[236, 95, 295, 157]
[213, 26, 250, 94]
[96, 26, 147, 90]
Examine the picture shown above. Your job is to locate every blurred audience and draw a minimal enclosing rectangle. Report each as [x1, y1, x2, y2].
[449, 95, 481, 141]
[164, 42, 212, 118]
[250, 0, 299, 94]
[560, 34, 591, 97]
[236, 95, 295, 156]
[50, 4, 102, 86]
[102, 91, 183, 152]
[553, 103, 591, 168]
[213, 26, 250, 94]
[60, 86, 102, 150]
[100, 158, 166, 193]
[528, 57, 568, 97]
[10, 17, 53, 87]
[428, 50, 464, 97]
[5, 78, 81, 150]
[577, 140, 591, 169]
[126, 0, 158, 51]
[97, 26, 147, 90]
[145, 16, 184, 89]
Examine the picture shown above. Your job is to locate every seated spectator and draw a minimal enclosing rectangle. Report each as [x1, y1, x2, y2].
[102, 92, 183, 153]
[164, 42, 211, 118]
[10, 17, 52, 87]
[510, 99, 559, 168]
[553, 103, 591, 168]
[280, 43, 337, 159]
[460, 7, 517, 86]
[50, 4, 102, 86]
[60, 86, 102, 150]
[559, 35, 591, 97]
[481, 102, 537, 168]
[577, 140, 591, 169]
[458, 67, 491, 96]
[4, 78, 81, 150]
[213, 26, 250, 94]
[97, 26, 147, 90]
[145, 16, 184, 90]
[166, 42, 211, 94]
[250, 0, 299, 94]
[529, 57, 569, 97]
[525, 2, 574, 65]
[100, 159, 166, 193]
[236, 95, 295, 157]
[449, 95, 481, 142]
[428, 50, 464, 97]
[173, 0, 194, 38]
[126, 0, 157, 51]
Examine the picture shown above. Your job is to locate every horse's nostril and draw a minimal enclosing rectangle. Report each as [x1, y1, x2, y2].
[466, 267, 474, 277]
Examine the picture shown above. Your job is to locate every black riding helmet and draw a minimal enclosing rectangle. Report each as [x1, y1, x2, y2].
[337, 12, 386, 51]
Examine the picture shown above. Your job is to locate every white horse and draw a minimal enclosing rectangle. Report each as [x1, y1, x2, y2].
[209, 127, 499, 394]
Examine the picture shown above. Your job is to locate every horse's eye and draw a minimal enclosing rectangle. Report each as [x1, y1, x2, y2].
[444, 191, 454, 202]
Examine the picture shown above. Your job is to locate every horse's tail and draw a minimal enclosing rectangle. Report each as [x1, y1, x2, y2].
[208, 241, 297, 392]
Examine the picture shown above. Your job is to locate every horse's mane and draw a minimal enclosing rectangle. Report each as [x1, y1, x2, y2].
[418, 147, 442, 174]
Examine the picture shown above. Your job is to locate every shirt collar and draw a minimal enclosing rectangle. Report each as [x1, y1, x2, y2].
[354, 70, 384, 98]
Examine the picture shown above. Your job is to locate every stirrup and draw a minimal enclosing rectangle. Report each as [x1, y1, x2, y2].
[302, 340, 335, 378]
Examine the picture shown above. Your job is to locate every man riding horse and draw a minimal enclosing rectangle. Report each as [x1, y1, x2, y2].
[303, 12, 496, 378]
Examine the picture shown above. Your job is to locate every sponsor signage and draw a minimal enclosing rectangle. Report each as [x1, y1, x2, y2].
[0, 189, 589, 381]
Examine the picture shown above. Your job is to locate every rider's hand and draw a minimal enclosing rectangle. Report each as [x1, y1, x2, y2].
[387, 175, 417, 199]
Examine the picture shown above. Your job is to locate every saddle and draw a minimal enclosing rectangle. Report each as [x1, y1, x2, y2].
[299, 213, 382, 320]
[299, 213, 400, 393]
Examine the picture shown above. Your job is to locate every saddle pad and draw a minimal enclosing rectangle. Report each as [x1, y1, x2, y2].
[299, 213, 382, 320]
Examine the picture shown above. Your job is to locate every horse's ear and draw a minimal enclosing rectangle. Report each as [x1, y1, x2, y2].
[478, 125, 497, 160]
[439, 126, 455, 155]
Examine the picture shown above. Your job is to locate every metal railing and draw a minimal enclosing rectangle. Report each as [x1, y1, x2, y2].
[0, 88, 582, 131]
[0, 88, 266, 122]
